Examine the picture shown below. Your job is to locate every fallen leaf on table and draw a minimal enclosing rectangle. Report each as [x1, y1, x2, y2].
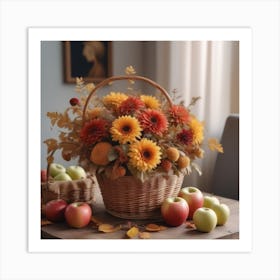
[159, 225, 168, 231]
[41, 219, 53, 226]
[126, 226, 139, 238]
[138, 232, 151, 239]
[145, 223, 162, 232]
[98, 223, 121, 233]
[185, 221, 196, 229]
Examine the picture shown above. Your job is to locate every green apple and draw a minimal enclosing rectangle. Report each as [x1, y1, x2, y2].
[49, 163, 66, 178]
[212, 203, 230, 225]
[193, 207, 217, 233]
[203, 195, 220, 209]
[66, 165, 87, 180]
[54, 172, 72, 181]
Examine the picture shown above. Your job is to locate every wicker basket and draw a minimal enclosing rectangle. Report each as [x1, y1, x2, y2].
[83, 75, 184, 219]
[41, 149, 96, 204]
[96, 173, 184, 219]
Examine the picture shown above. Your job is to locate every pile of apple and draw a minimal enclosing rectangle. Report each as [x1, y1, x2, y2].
[41, 163, 87, 183]
[161, 186, 230, 233]
[44, 199, 92, 228]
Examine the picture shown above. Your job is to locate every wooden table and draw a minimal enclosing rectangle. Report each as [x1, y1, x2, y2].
[41, 187, 239, 240]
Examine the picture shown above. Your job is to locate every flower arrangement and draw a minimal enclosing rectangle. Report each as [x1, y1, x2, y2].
[44, 66, 223, 183]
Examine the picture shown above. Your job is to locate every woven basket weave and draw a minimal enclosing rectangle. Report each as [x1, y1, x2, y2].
[96, 173, 184, 219]
[41, 149, 96, 204]
[83, 75, 184, 219]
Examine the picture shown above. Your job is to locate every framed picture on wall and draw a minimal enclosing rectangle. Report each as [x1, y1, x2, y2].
[63, 41, 112, 83]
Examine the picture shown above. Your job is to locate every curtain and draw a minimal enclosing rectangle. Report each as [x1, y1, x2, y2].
[156, 41, 239, 192]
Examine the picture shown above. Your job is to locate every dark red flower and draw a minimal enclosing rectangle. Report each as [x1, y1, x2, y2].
[177, 129, 193, 145]
[118, 96, 144, 116]
[80, 119, 109, 145]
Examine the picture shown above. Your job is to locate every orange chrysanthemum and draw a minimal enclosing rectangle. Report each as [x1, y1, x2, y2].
[138, 109, 168, 136]
[169, 105, 190, 126]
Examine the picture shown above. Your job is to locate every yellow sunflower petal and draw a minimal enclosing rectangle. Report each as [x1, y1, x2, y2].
[110, 116, 142, 144]
[140, 95, 161, 109]
[188, 115, 204, 145]
[128, 138, 162, 172]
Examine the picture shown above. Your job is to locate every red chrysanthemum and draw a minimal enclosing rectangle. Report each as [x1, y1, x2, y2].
[118, 96, 145, 116]
[177, 129, 194, 146]
[169, 105, 190, 126]
[138, 109, 168, 135]
[80, 119, 109, 145]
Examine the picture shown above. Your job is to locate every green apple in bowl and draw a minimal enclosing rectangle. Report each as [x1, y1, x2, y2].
[193, 207, 217, 233]
[203, 195, 220, 209]
[212, 203, 230, 225]
[66, 165, 87, 180]
[49, 163, 66, 178]
[54, 172, 72, 181]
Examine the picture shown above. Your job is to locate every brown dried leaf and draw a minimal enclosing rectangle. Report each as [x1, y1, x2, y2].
[145, 224, 162, 232]
[44, 139, 58, 154]
[98, 223, 121, 233]
[185, 221, 196, 229]
[138, 232, 151, 239]
[126, 226, 139, 238]
[41, 219, 52, 226]
[208, 138, 224, 153]
[47, 112, 62, 126]
[159, 225, 168, 231]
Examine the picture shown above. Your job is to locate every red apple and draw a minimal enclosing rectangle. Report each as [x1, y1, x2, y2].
[45, 199, 68, 222]
[178, 186, 204, 219]
[41, 169, 48, 183]
[65, 202, 92, 228]
[161, 197, 189, 226]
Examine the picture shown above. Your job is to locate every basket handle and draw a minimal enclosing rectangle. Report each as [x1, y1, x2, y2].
[82, 75, 173, 123]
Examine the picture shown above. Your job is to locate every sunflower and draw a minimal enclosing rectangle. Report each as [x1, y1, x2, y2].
[140, 95, 161, 109]
[128, 138, 162, 172]
[80, 119, 109, 145]
[188, 115, 204, 145]
[110, 116, 142, 144]
[103, 92, 128, 111]
[138, 109, 168, 135]
[118, 96, 144, 116]
[169, 105, 190, 126]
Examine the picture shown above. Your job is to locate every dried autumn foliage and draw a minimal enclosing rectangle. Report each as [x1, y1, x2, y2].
[185, 221, 196, 229]
[44, 81, 95, 167]
[126, 226, 139, 238]
[138, 232, 151, 239]
[208, 138, 224, 153]
[98, 223, 121, 233]
[41, 219, 53, 226]
[145, 223, 162, 232]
